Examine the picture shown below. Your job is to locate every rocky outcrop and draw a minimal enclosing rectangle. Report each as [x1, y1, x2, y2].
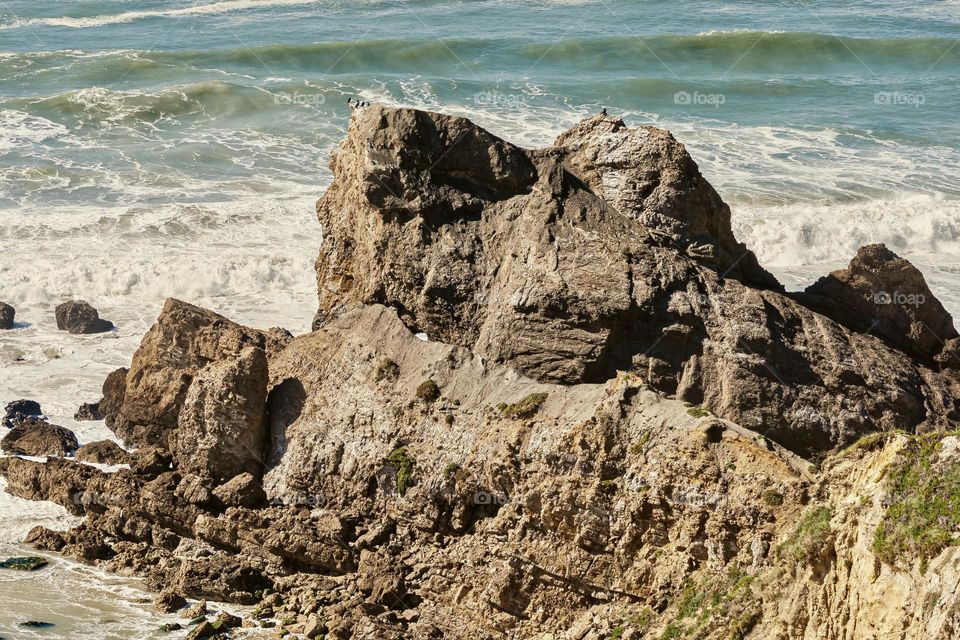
[3, 399, 42, 428]
[106, 299, 286, 449]
[803, 243, 959, 363]
[1, 418, 78, 457]
[55, 300, 114, 334]
[6, 108, 960, 640]
[0, 302, 14, 329]
[313, 106, 959, 455]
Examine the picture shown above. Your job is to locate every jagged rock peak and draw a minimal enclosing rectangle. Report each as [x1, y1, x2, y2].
[804, 242, 959, 364]
[314, 105, 776, 384]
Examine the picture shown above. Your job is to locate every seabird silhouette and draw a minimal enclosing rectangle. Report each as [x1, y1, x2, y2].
[601, 108, 607, 116]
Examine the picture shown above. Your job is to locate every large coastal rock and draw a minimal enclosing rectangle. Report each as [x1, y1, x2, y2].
[171, 346, 270, 482]
[6, 108, 960, 639]
[313, 106, 960, 455]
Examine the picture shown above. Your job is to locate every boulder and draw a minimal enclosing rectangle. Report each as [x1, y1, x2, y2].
[170, 347, 269, 482]
[75, 440, 130, 465]
[129, 448, 172, 479]
[212, 473, 266, 509]
[0, 301, 14, 329]
[176, 474, 214, 507]
[74, 401, 103, 421]
[1, 418, 79, 457]
[803, 243, 958, 362]
[109, 299, 284, 449]
[55, 300, 114, 334]
[155, 590, 187, 613]
[3, 399, 42, 428]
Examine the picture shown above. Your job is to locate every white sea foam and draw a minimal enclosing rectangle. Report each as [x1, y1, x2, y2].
[0, 0, 327, 30]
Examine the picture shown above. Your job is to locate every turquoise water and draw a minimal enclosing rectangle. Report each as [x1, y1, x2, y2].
[1, 1, 959, 635]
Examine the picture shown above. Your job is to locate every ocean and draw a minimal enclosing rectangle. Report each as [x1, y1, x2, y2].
[1, 0, 959, 635]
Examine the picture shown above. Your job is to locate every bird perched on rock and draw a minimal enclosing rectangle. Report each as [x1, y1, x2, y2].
[601, 107, 608, 116]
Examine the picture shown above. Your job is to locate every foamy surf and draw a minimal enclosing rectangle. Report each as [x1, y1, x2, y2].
[0, 0, 326, 30]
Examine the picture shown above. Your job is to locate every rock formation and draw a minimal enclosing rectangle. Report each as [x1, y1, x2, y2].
[313, 106, 960, 456]
[3, 399, 42, 428]
[1, 418, 78, 457]
[55, 300, 114, 334]
[0, 301, 14, 329]
[75, 440, 130, 465]
[5, 107, 960, 639]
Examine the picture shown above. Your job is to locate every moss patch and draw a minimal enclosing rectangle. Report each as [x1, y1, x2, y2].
[687, 406, 710, 419]
[387, 447, 415, 496]
[500, 392, 549, 419]
[664, 567, 760, 639]
[872, 433, 960, 567]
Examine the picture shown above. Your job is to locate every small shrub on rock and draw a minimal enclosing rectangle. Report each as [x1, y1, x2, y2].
[387, 447, 415, 496]
[415, 379, 440, 403]
[375, 358, 400, 382]
[501, 392, 548, 419]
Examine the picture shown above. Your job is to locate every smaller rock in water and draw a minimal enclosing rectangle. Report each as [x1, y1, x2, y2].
[0, 556, 48, 571]
[155, 590, 187, 613]
[74, 401, 103, 421]
[0, 418, 79, 457]
[182, 600, 208, 620]
[55, 300, 114, 335]
[75, 440, 130, 465]
[2, 399, 42, 429]
[0, 302, 14, 330]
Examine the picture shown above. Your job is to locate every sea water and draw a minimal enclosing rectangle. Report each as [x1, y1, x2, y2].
[1, 0, 959, 635]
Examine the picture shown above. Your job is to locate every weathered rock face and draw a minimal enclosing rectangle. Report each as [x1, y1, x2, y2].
[107, 299, 285, 449]
[171, 346, 270, 482]
[313, 106, 960, 455]
[55, 300, 114, 334]
[803, 243, 959, 362]
[0, 301, 14, 329]
[1, 418, 78, 457]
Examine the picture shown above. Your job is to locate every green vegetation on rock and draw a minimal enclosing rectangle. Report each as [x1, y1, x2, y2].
[500, 392, 549, 419]
[872, 433, 960, 567]
[388, 447, 415, 496]
[0, 556, 48, 571]
[687, 406, 710, 418]
[415, 379, 441, 403]
[374, 358, 400, 382]
[779, 505, 832, 565]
